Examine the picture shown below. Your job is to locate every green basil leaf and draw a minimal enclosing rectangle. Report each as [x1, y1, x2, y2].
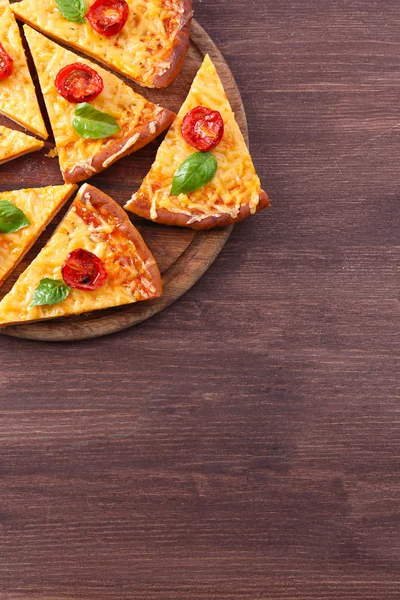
[171, 152, 218, 196]
[54, 0, 87, 23]
[72, 103, 120, 139]
[0, 200, 30, 233]
[30, 278, 71, 307]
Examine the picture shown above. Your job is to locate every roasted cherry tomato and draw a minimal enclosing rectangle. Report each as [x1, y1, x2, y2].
[55, 63, 104, 103]
[0, 42, 13, 80]
[61, 249, 108, 291]
[181, 106, 224, 151]
[86, 0, 129, 37]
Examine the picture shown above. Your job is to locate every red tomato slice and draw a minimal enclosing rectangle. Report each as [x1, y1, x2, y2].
[0, 42, 13, 81]
[61, 249, 108, 291]
[181, 106, 224, 152]
[86, 0, 129, 37]
[54, 63, 104, 103]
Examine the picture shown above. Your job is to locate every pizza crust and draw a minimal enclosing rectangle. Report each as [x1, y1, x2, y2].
[152, 0, 193, 88]
[130, 190, 270, 230]
[79, 184, 162, 298]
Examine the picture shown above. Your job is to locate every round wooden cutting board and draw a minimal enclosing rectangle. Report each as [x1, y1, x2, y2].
[0, 19, 248, 342]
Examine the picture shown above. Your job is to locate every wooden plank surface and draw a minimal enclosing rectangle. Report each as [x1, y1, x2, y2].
[1, 0, 400, 598]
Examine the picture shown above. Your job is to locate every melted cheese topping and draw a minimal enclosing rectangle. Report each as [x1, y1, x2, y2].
[0, 185, 159, 325]
[13, 0, 189, 87]
[0, 184, 76, 286]
[126, 54, 263, 223]
[0, 0, 47, 138]
[0, 124, 43, 164]
[24, 26, 167, 179]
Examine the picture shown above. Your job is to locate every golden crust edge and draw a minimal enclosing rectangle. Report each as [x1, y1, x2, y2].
[77, 184, 163, 298]
[151, 0, 193, 88]
[63, 107, 176, 184]
[125, 190, 270, 230]
[0, 184, 78, 289]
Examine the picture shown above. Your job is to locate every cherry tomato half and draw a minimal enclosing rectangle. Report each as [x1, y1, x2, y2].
[0, 42, 13, 81]
[61, 249, 108, 291]
[86, 0, 129, 37]
[181, 106, 224, 152]
[55, 63, 104, 103]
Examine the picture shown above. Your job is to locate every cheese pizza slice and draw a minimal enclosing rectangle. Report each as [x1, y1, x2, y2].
[0, 124, 44, 165]
[125, 54, 270, 230]
[0, 183, 77, 288]
[0, 184, 162, 326]
[12, 0, 192, 88]
[24, 25, 175, 184]
[0, 0, 47, 139]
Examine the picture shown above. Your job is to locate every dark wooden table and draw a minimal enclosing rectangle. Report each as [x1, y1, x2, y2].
[2, 1, 400, 598]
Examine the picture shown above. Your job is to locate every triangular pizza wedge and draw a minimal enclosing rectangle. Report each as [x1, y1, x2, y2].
[0, 184, 162, 326]
[0, 124, 44, 165]
[125, 54, 270, 230]
[12, 0, 192, 88]
[0, 0, 47, 139]
[24, 26, 176, 184]
[0, 183, 77, 288]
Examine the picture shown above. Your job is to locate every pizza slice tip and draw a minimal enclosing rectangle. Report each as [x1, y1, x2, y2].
[0, 0, 47, 139]
[0, 183, 77, 289]
[0, 125, 44, 165]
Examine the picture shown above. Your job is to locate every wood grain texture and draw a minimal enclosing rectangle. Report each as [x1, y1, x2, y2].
[1, 0, 400, 598]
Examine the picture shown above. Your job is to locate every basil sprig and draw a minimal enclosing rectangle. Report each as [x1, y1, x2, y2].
[54, 0, 87, 24]
[72, 103, 120, 139]
[171, 152, 218, 196]
[30, 278, 71, 307]
[0, 200, 30, 233]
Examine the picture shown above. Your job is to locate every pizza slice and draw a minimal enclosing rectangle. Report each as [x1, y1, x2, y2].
[125, 55, 270, 230]
[12, 0, 192, 88]
[0, 184, 162, 326]
[24, 25, 176, 184]
[0, 124, 44, 165]
[0, 0, 47, 139]
[0, 183, 77, 288]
